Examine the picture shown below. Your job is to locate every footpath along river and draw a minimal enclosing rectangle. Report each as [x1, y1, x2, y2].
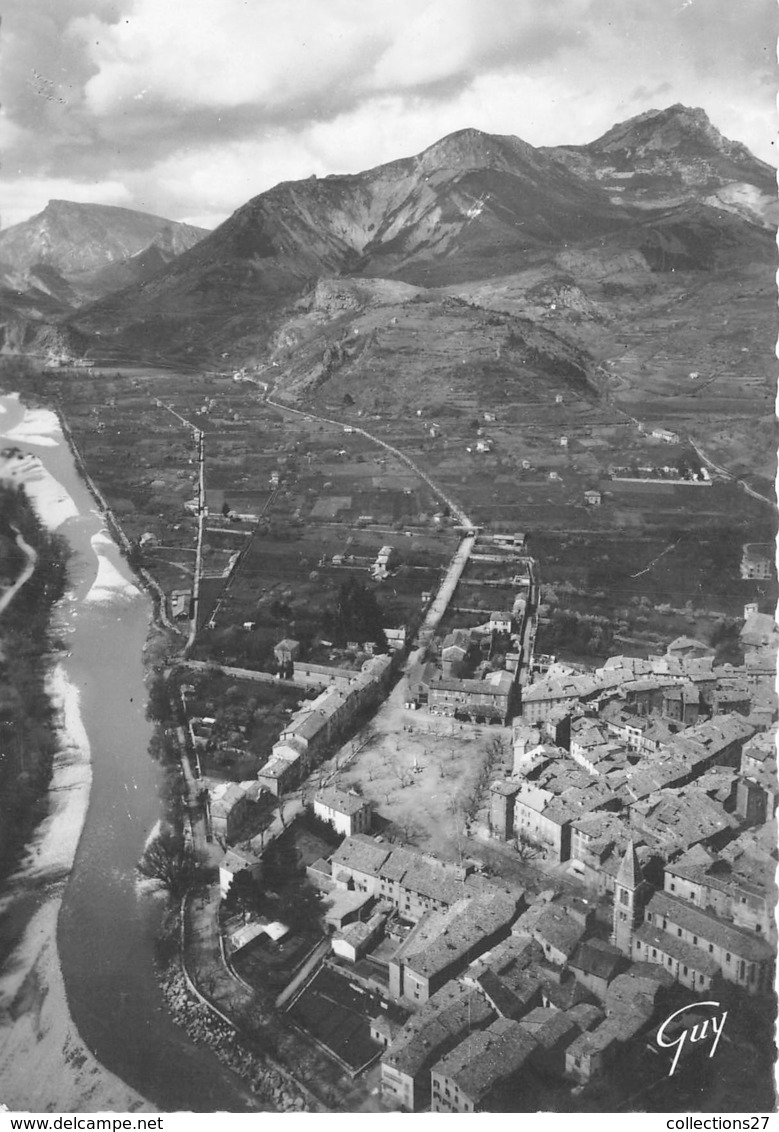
[0, 392, 259, 1113]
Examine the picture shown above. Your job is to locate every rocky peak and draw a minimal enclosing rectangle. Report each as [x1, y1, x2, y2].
[588, 104, 762, 165]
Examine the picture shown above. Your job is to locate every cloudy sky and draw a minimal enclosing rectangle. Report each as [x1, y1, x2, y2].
[1, 0, 775, 229]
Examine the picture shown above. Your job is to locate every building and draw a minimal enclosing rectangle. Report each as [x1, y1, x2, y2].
[584, 490, 602, 506]
[530, 904, 589, 967]
[489, 611, 514, 634]
[663, 843, 777, 943]
[612, 842, 653, 956]
[331, 910, 386, 962]
[313, 785, 373, 836]
[388, 892, 519, 1003]
[440, 628, 475, 676]
[568, 939, 626, 1000]
[210, 781, 264, 844]
[380, 984, 494, 1111]
[635, 890, 774, 994]
[274, 638, 300, 666]
[740, 544, 774, 581]
[170, 589, 192, 620]
[430, 1018, 537, 1112]
[428, 669, 514, 724]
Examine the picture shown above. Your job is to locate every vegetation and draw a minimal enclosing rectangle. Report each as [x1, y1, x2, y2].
[0, 481, 70, 881]
[322, 577, 388, 651]
[137, 828, 204, 899]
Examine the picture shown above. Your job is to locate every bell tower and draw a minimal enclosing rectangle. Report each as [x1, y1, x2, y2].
[612, 840, 651, 956]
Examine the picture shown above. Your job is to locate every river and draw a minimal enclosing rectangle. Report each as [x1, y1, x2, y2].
[0, 392, 259, 1112]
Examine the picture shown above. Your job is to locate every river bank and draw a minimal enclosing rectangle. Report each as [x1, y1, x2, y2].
[0, 393, 260, 1112]
[0, 395, 152, 1111]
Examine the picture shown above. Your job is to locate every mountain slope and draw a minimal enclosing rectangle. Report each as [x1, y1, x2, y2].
[0, 200, 208, 281]
[67, 128, 630, 362]
[544, 104, 777, 225]
[61, 108, 779, 366]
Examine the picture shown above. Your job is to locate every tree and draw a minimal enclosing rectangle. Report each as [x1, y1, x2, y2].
[146, 675, 173, 724]
[137, 829, 201, 899]
[223, 869, 263, 918]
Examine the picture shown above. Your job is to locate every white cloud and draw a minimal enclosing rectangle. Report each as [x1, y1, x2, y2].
[0, 0, 772, 228]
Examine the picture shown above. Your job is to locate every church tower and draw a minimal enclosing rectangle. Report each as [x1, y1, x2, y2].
[612, 840, 651, 956]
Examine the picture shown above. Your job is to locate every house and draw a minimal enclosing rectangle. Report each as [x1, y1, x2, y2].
[583, 490, 602, 506]
[256, 741, 307, 796]
[663, 843, 777, 943]
[565, 968, 666, 1083]
[210, 781, 264, 844]
[170, 589, 191, 620]
[380, 984, 494, 1111]
[384, 626, 407, 652]
[273, 638, 300, 666]
[569, 939, 625, 999]
[440, 628, 475, 676]
[332, 910, 386, 962]
[651, 428, 680, 443]
[373, 545, 400, 577]
[388, 893, 519, 1003]
[740, 543, 774, 581]
[427, 669, 514, 724]
[430, 1018, 537, 1112]
[667, 635, 715, 660]
[313, 785, 373, 836]
[528, 904, 588, 967]
[489, 611, 513, 634]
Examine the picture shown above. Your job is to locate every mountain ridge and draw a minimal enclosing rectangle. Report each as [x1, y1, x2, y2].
[6, 102, 771, 367]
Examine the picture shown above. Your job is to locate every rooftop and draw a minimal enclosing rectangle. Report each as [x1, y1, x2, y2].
[315, 785, 371, 816]
[383, 983, 494, 1077]
[432, 1018, 537, 1101]
[646, 891, 775, 962]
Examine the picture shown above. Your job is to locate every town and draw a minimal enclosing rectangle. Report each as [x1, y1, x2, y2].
[143, 420, 776, 1112]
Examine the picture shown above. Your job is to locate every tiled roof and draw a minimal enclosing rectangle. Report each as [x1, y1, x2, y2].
[330, 833, 390, 876]
[633, 923, 721, 976]
[383, 984, 493, 1077]
[315, 786, 370, 816]
[432, 1018, 537, 1101]
[646, 891, 774, 963]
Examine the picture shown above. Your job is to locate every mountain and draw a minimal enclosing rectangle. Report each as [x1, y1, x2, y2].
[0, 200, 208, 279]
[67, 128, 632, 361]
[0, 201, 209, 351]
[544, 104, 777, 226]
[58, 107, 779, 366]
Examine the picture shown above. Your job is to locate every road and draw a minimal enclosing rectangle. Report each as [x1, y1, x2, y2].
[687, 437, 776, 510]
[0, 526, 37, 617]
[265, 393, 476, 527]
